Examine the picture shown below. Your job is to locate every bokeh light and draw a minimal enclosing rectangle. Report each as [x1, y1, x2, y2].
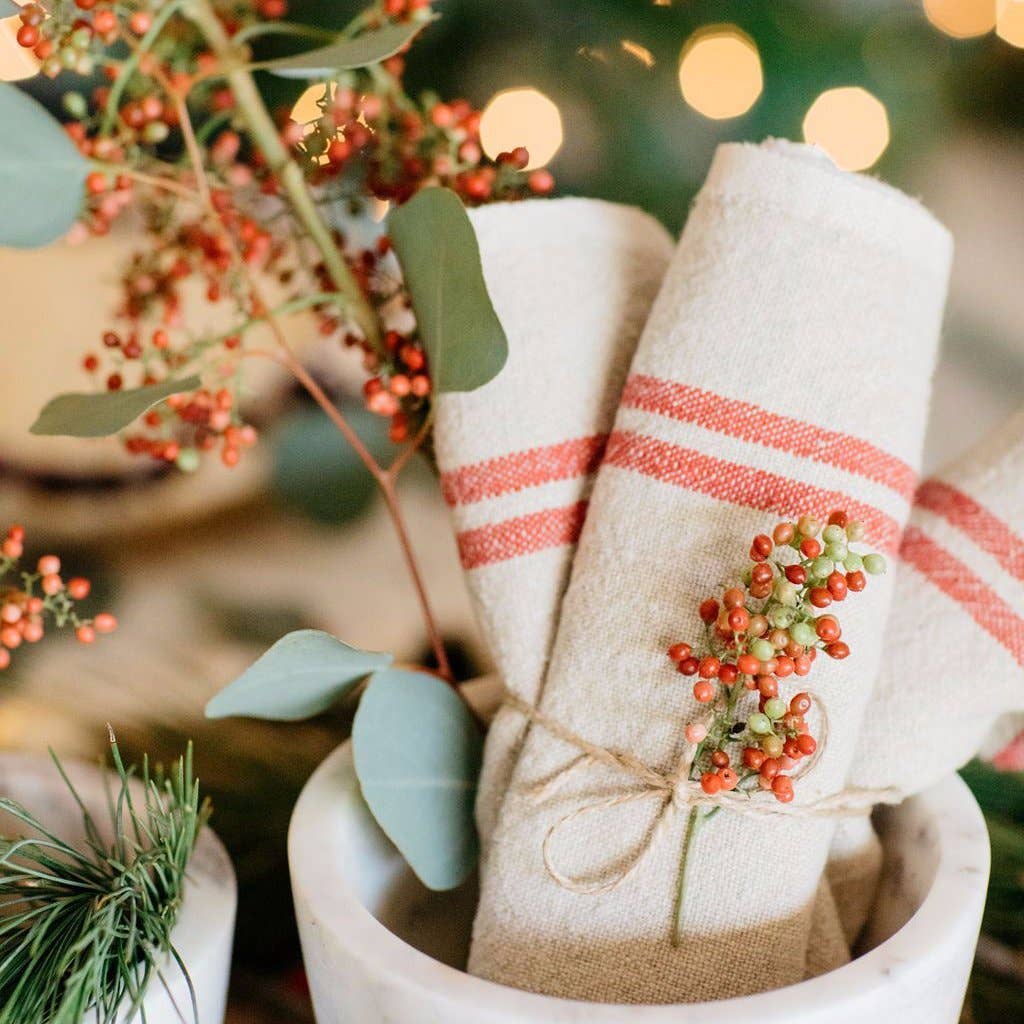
[923, 0, 996, 38]
[678, 26, 763, 121]
[802, 87, 891, 171]
[290, 83, 333, 125]
[479, 87, 564, 170]
[997, 0, 1024, 46]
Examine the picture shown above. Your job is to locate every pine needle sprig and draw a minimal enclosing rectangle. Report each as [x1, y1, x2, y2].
[0, 731, 211, 1024]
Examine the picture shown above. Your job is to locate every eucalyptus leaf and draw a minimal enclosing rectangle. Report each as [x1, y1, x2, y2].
[265, 19, 431, 79]
[387, 187, 507, 393]
[30, 375, 201, 437]
[352, 669, 481, 890]
[206, 629, 392, 721]
[0, 0, 20, 15]
[0, 83, 89, 248]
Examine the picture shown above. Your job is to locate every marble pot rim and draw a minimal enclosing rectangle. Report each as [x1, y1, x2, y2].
[289, 738, 990, 1022]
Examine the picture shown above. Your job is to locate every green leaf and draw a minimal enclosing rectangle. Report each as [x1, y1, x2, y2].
[264, 19, 431, 79]
[271, 404, 389, 526]
[388, 187, 508, 393]
[30, 375, 201, 437]
[0, 83, 89, 248]
[352, 669, 481, 890]
[206, 629, 392, 721]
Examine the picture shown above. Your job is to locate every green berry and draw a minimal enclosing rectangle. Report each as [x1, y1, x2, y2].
[825, 542, 848, 562]
[843, 552, 863, 573]
[791, 621, 818, 647]
[764, 697, 787, 720]
[750, 638, 775, 662]
[773, 580, 798, 607]
[769, 605, 794, 629]
[811, 556, 834, 579]
[846, 520, 866, 542]
[176, 448, 200, 473]
[863, 553, 887, 575]
[822, 524, 845, 545]
[143, 121, 170, 144]
[62, 92, 87, 119]
[748, 712, 773, 735]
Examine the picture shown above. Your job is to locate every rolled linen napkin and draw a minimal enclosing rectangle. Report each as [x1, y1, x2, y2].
[821, 406, 1024, 939]
[434, 199, 673, 845]
[469, 140, 952, 1003]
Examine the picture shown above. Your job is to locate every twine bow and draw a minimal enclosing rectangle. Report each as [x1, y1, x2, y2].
[504, 693, 903, 897]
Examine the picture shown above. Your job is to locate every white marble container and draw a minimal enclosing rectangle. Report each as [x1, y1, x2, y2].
[290, 740, 990, 1024]
[0, 752, 236, 1024]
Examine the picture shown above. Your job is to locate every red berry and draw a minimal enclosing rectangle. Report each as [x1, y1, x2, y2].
[751, 534, 773, 559]
[667, 642, 692, 663]
[774, 655, 795, 678]
[723, 587, 744, 609]
[815, 616, 841, 642]
[727, 607, 750, 632]
[719, 662, 738, 686]
[825, 641, 850, 660]
[693, 680, 715, 703]
[757, 675, 778, 698]
[809, 587, 832, 608]
[800, 537, 822, 559]
[785, 564, 807, 585]
[699, 598, 719, 624]
[700, 771, 722, 795]
[94, 612, 117, 633]
[846, 570, 867, 592]
[759, 758, 781, 780]
[0, 649, 9, 669]
[793, 655, 812, 676]
[711, 750, 730, 768]
[718, 767, 738, 790]
[678, 657, 699, 676]
[66, 577, 91, 600]
[76, 625, 96, 644]
[528, 168, 555, 195]
[797, 735, 817, 756]
[772, 775, 794, 802]
[37, 555, 60, 576]
[773, 522, 795, 545]
[828, 510, 848, 528]
[16, 23, 38, 47]
[790, 692, 812, 715]
[737, 653, 760, 676]
[698, 656, 721, 679]
[128, 10, 153, 33]
[742, 747, 765, 770]
[827, 571, 848, 601]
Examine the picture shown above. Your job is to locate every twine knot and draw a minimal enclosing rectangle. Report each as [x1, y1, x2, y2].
[504, 693, 903, 897]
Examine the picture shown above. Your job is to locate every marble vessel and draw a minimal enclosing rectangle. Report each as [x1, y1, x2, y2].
[290, 738, 989, 1024]
[0, 752, 236, 1024]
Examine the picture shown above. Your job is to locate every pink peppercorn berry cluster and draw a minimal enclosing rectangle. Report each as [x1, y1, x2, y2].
[666, 510, 886, 804]
[0, 526, 117, 670]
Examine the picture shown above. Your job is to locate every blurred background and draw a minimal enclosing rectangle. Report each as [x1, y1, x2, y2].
[1, 1, 1023, 1020]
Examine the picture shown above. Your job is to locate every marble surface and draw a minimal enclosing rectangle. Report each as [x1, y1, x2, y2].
[0, 753, 236, 1024]
[289, 740, 989, 1024]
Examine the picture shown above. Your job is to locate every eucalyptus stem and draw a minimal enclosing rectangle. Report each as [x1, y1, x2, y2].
[183, 0, 382, 351]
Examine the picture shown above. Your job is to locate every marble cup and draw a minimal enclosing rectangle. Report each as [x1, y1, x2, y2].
[290, 736, 990, 1024]
[0, 752, 236, 1024]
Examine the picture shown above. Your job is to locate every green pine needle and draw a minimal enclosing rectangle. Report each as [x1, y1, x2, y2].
[0, 732, 211, 1024]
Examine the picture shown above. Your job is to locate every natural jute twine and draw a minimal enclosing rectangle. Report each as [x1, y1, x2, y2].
[504, 693, 904, 897]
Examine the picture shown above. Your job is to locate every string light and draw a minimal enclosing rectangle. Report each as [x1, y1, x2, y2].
[802, 87, 890, 171]
[997, 0, 1024, 46]
[923, 0, 996, 38]
[621, 39, 656, 69]
[479, 87, 563, 169]
[678, 26, 763, 120]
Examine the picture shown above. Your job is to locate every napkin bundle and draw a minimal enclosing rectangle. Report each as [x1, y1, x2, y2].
[434, 199, 673, 843]
[461, 141, 951, 1003]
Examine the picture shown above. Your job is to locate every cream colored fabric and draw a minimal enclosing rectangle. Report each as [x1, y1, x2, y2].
[434, 199, 673, 845]
[821, 407, 1024, 939]
[468, 141, 951, 1003]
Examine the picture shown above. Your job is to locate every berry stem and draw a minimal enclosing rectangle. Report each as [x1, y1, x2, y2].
[183, 0, 383, 351]
[671, 807, 704, 947]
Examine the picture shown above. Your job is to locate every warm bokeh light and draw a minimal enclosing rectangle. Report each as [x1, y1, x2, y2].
[923, 0, 996, 38]
[0, 14, 41, 82]
[291, 83, 333, 125]
[997, 0, 1024, 46]
[802, 86, 890, 171]
[678, 26, 763, 121]
[479, 87, 563, 170]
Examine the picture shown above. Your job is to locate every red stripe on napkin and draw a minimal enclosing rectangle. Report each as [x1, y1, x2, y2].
[915, 480, 1024, 585]
[457, 501, 589, 569]
[901, 526, 1024, 667]
[621, 375, 917, 501]
[603, 429, 902, 552]
[441, 435, 608, 508]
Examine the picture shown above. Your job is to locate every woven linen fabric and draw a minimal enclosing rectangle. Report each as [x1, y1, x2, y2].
[468, 140, 952, 1003]
[820, 407, 1024, 937]
[434, 199, 673, 846]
